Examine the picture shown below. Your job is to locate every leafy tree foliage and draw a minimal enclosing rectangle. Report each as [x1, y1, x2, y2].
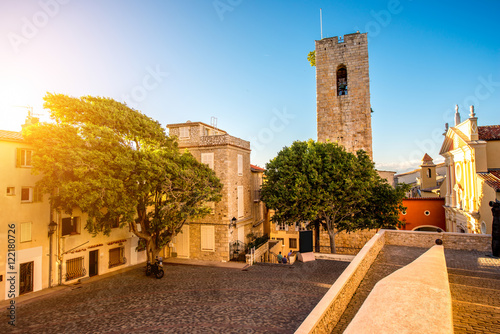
[307, 51, 316, 67]
[24, 93, 223, 261]
[261, 140, 408, 253]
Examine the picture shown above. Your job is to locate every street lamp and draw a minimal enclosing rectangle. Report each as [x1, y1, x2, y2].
[48, 221, 57, 288]
[230, 217, 237, 228]
[48, 221, 58, 236]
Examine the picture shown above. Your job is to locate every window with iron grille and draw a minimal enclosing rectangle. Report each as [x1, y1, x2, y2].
[65, 257, 86, 281]
[109, 247, 126, 268]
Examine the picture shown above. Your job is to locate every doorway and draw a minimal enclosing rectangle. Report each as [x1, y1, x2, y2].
[89, 250, 99, 277]
[19, 261, 34, 295]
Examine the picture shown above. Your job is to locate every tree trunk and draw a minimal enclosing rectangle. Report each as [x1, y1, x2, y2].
[327, 229, 336, 254]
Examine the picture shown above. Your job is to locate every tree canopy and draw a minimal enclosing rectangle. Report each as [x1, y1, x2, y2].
[24, 93, 223, 261]
[260, 140, 408, 253]
[307, 51, 316, 67]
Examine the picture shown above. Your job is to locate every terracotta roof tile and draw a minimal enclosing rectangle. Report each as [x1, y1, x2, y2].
[478, 125, 500, 141]
[422, 153, 433, 162]
[0, 130, 23, 142]
[477, 170, 500, 191]
[250, 164, 265, 172]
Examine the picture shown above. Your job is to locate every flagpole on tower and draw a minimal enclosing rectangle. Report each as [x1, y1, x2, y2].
[320, 8, 323, 39]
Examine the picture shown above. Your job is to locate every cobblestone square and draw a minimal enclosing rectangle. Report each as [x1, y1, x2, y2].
[1, 260, 349, 333]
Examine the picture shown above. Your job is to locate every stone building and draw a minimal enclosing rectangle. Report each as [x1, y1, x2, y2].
[0, 121, 145, 300]
[440, 106, 500, 234]
[316, 32, 372, 159]
[166, 121, 266, 262]
[395, 154, 446, 198]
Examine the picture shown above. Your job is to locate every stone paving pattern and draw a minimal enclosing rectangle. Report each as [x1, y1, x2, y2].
[1, 260, 349, 333]
[331, 245, 500, 334]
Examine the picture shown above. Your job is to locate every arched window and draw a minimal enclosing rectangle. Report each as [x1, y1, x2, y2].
[337, 65, 348, 96]
[427, 168, 432, 178]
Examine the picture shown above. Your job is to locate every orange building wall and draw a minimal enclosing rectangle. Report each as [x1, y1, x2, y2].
[399, 198, 446, 231]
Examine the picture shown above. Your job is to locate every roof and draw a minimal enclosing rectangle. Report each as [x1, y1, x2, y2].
[251, 164, 265, 172]
[0, 130, 23, 142]
[478, 125, 500, 141]
[166, 121, 227, 134]
[422, 153, 433, 162]
[477, 170, 500, 191]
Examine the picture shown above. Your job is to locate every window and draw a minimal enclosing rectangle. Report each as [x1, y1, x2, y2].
[20, 186, 42, 203]
[337, 65, 348, 96]
[21, 187, 32, 202]
[201, 225, 215, 251]
[6, 187, 15, 196]
[65, 257, 85, 281]
[62, 217, 80, 236]
[109, 247, 126, 268]
[179, 127, 190, 139]
[275, 222, 288, 231]
[237, 186, 244, 218]
[289, 238, 297, 249]
[201, 152, 214, 170]
[237, 154, 243, 176]
[17, 149, 33, 167]
[427, 168, 432, 178]
[20, 222, 32, 242]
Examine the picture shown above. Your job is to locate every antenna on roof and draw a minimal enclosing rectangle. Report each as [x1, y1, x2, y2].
[211, 116, 218, 134]
[320, 8, 323, 39]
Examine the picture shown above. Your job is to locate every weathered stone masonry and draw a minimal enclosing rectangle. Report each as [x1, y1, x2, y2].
[316, 32, 372, 159]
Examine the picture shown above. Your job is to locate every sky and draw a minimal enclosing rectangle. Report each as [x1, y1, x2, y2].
[0, 0, 498, 173]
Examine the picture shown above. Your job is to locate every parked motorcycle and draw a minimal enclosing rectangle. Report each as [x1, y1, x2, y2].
[146, 257, 164, 279]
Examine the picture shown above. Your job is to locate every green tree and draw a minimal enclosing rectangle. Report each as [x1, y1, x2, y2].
[307, 51, 316, 67]
[24, 93, 223, 262]
[261, 140, 407, 253]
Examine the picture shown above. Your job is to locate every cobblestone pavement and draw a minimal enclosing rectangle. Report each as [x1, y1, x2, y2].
[446, 249, 500, 334]
[1, 260, 349, 334]
[331, 245, 500, 334]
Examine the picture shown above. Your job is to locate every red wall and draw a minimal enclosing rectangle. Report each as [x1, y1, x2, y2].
[399, 198, 446, 231]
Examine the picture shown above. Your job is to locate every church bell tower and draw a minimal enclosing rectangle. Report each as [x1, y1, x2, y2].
[316, 32, 373, 159]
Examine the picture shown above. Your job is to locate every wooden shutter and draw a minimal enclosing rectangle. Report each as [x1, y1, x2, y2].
[16, 148, 22, 167]
[201, 225, 215, 251]
[237, 154, 243, 176]
[201, 153, 214, 170]
[20, 222, 32, 242]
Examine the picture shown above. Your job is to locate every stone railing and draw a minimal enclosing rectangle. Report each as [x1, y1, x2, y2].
[295, 230, 386, 334]
[295, 230, 492, 334]
[199, 134, 250, 150]
[385, 229, 491, 251]
[343, 245, 453, 334]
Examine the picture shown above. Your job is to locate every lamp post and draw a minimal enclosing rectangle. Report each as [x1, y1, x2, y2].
[230, 217, 237, 229]
[48, 221, 57, 288]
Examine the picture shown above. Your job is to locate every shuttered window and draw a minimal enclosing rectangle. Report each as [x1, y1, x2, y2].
[16, 149, 33, 167]
[237, 154, 243, 176]
[201, 153, 214, 170]
[237, 186, 244, 218]
[109, 247, 125, 268]
[201, 225, 215, 251]
[179, 127, 189, 138]
[20, 222, 32, 242]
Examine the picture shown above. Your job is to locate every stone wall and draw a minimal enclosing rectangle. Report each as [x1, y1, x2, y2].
[318, 229, 377, 255]
[296, 231, 386, 334]
[316, 32, 372, 159]
[385, 230, 491, 251]
[188, 223, 229, 261]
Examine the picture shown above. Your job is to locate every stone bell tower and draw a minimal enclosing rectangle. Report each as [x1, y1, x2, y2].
[316, 32, 372, 159]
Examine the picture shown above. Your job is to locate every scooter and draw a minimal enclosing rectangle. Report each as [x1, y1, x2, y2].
[146, 256, 164, 279]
